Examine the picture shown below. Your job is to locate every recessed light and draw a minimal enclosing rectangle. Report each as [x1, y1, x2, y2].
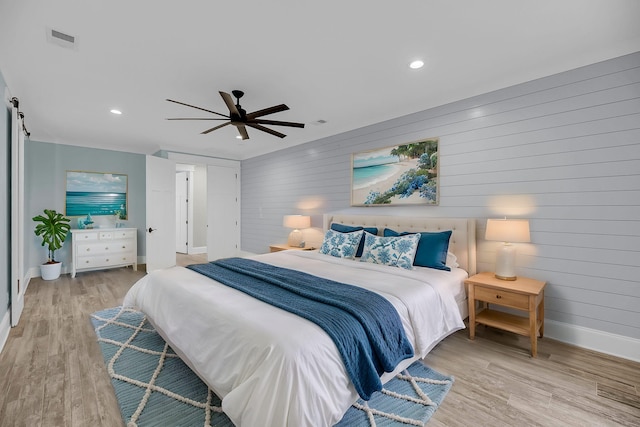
[409, 60, 424, 69]
[236, 135, 242, 139]
[110, 109, 122, 115]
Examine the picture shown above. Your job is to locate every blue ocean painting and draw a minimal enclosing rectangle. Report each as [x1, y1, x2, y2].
[66, 191, 126, 217]
[66, 171, 127, 217]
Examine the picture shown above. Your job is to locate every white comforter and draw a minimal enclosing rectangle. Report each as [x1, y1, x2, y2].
[123, 250, 465, 427]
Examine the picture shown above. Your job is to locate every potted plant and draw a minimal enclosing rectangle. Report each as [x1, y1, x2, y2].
[33, 209, 71, 280]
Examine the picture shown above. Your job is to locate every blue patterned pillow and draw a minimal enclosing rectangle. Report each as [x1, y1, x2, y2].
[330, 223, 378, 257]
[319, 229, 364, 259]
[360, 232, 420, 270]
[384, 228, 452, 271]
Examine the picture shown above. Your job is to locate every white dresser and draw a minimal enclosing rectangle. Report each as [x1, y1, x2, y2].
[70, 228, 137, 278]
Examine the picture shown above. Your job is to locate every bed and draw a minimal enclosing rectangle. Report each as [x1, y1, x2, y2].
[123, 214, 476, 426]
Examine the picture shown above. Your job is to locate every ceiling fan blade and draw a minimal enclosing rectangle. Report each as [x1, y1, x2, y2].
[201, 122, 231, 134]
[166, 99, 229, 118]
[250, 119, 305, 128]
[237, 125, 250, 140]
[246, 104, 289, 119]
[219, 91, 240, 116]
[246, 123, 286, 138]
[166, 118, 228, 120]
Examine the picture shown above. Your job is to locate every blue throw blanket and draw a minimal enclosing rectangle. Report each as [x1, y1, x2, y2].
[187, 258, 414, 400]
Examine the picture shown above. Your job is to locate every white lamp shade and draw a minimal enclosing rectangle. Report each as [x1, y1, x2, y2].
[485, 218, 530, 281]
[283, 215, 310, 229]
[485, 219, 530, 243]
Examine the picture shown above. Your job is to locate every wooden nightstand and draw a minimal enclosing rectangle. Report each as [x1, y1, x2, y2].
[269, 244, 316, 253]
[466, 272, 547, 357]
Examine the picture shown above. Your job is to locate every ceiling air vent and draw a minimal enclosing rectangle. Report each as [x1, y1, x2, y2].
[46, 27, 78, 50]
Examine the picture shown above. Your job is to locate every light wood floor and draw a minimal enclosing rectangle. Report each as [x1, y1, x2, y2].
[1, 262, 638, 426]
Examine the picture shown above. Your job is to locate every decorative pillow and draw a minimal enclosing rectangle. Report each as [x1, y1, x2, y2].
[319, 229, 364, 259]
[360, 232, 420, 270]
[330, 223, 378, 257]
[384, 228, 452, 271]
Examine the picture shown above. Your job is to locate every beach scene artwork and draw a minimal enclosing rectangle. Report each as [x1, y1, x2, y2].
[66, 171, 128, 218]
[351, 139, 439, 206]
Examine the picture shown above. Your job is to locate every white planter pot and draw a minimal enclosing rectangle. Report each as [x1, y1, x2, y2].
[40, 262, 62, 280]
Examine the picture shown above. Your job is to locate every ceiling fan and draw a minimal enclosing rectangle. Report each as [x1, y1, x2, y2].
[166, 90, 305, 140]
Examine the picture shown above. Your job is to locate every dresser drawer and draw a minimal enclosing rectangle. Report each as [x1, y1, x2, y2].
[76, 232, 99, 241]
[112, 229, 136, 239]
[77, 253, 136, 269]
[77, 241, 133, 255]
[474, 285, 529, 310]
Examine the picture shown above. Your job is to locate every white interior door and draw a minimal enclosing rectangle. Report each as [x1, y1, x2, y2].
[146, 155, 176, 272]
[207, 165, 239, 260]
[10, 103, 25, 326]
[175, 171, 188, 253]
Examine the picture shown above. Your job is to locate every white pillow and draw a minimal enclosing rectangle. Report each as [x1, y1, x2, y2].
[360, 232, 420, 270]
[319, 229, 364, 260]
[446, 252, 459, 269]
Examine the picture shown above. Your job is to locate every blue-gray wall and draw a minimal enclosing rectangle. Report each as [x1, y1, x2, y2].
[242, 52, 640, 345]
[0, 71, 9, 317]
[25, 141, 146, 273]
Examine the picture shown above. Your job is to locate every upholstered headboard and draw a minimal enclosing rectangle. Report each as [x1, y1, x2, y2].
[323, 214, 477, 275]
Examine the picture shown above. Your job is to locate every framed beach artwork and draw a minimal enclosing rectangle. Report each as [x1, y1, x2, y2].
[351, 138, 439, 206]
[65, 171, 128, 219]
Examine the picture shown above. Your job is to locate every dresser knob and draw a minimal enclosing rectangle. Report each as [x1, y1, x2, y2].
[106, 259, 109, 262]
[496, 294, 502, 299]
[85, 260, 90, 264]
[122, 245, 126, 249]
[86, 248, 90, 252]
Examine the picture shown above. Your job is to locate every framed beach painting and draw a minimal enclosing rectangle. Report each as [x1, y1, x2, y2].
[65, 171, 128, 218]
[351, 138, 439, 206]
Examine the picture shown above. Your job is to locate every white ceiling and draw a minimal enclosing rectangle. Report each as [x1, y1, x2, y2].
[1, 1, 639, 161]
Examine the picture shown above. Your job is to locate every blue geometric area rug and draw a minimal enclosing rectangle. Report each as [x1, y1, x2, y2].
[91, 306, 453, 427]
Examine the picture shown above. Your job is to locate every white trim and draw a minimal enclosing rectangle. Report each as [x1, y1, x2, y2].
[190, 246, 207, 255]
[545, 319, 640, 363]
[0, 309, 10, 353]
[167, 152, 240, 168]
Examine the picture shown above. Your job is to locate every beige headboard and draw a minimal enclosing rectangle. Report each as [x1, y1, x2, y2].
[323, 213, 477, 275]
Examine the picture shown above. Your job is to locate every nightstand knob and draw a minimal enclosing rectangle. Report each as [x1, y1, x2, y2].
[496, 294, 502, 299]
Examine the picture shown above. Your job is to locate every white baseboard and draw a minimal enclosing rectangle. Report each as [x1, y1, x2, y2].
[190, 247, 207, 255]
[29, 266, 40, 278]
[0, 309, 10, 353]
[545, 319, 640, 363]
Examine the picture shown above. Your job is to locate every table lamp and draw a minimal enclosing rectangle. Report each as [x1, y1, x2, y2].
[485, 218, 530, 280]
[283, 215, 310, 247]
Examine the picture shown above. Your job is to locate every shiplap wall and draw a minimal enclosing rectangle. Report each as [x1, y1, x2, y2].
[241, 52, 640, 347]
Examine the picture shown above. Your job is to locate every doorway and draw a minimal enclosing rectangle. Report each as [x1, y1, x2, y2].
[175, 163, 208, 258]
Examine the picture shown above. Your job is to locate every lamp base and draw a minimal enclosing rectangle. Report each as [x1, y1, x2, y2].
[494, 242, 517, 281]
[287, 229, 303, 247]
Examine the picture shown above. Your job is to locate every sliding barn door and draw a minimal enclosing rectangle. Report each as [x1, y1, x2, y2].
[10, 102, 25, 326]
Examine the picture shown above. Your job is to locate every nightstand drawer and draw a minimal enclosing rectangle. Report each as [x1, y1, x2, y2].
[474, 285, 529, 310]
